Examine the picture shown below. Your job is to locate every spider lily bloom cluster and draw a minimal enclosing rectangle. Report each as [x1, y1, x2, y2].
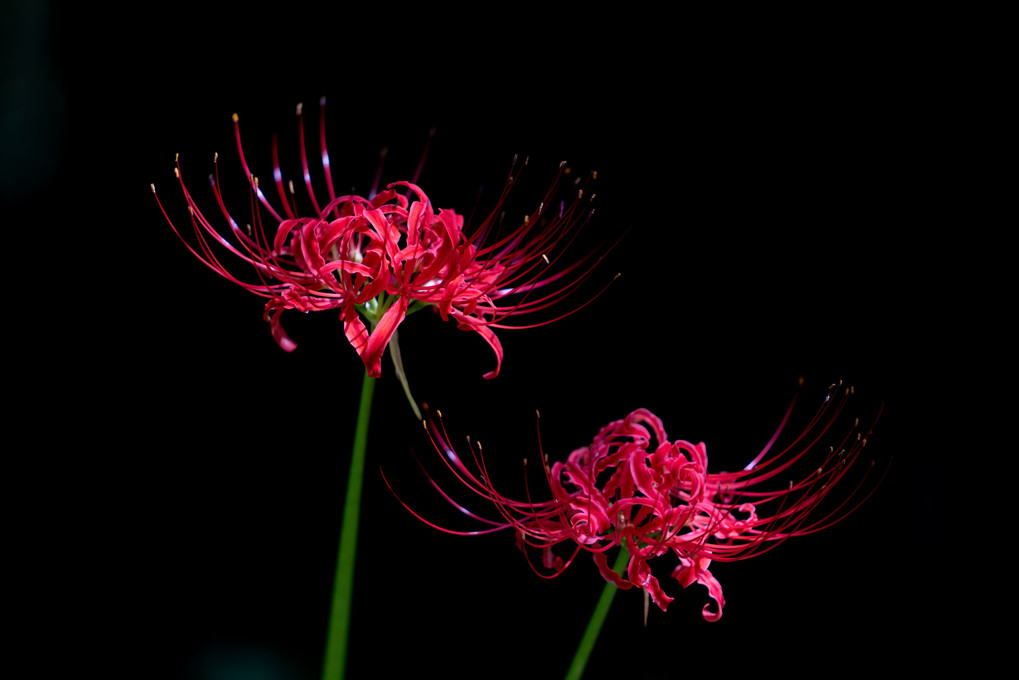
[391, 383, 883, 622]
[151, 98, 610, 379]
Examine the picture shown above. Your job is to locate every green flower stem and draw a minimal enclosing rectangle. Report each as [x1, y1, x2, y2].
[321, 369, 376, 680]
[387, 329, 421, 421]
[564, 545, 630, 680]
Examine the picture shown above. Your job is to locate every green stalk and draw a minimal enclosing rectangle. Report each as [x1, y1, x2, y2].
[321, 369, 376, 680]
[387, 329, 421, 421]
[564, 546, 630, 680]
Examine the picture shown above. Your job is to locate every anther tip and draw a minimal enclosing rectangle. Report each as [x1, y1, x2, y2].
[232, 113, 239, 123]
[296, 102, 303, 115]
[150, 183, 156, 193]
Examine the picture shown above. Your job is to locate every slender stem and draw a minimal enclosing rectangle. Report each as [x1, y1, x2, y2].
[321, 369, 376, 680]
[387, 329, 422, 421]
[564, 546, 630, 680]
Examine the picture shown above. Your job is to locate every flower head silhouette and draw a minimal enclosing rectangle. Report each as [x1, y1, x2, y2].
[152, 98, 611, 378]
[389, 382, 884, 622]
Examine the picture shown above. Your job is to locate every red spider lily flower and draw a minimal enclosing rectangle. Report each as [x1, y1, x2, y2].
[386, 382, 885, 622]
[152, 98, 613, 378]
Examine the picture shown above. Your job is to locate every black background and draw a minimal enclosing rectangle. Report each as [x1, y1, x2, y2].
[8, 3, 988, 679]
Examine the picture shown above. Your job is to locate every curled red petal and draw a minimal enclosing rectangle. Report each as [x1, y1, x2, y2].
[267, 305, 298, 352]
[360, 295, 409, 378]
[342, 306, 370, 371]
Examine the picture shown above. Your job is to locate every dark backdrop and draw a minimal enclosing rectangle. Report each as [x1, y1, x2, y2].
[9, 3, 976, 679]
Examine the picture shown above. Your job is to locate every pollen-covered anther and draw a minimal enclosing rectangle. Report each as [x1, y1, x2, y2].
[232, 113, 239, 123]
[542, 253, 550, 265]
[296, 102, 303, 115]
